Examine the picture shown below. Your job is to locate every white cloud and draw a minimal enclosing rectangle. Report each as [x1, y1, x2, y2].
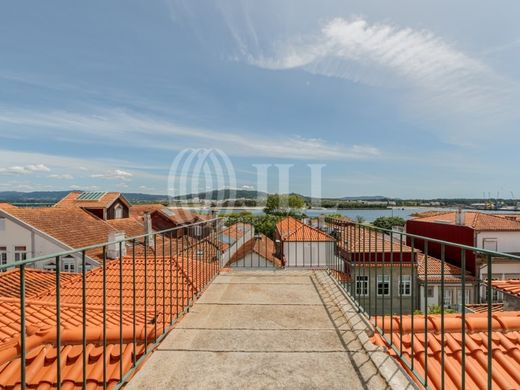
[0, 164, 50, 175]
[48, 174, 74, 180]
[91, 169, 133, 181]
[0, 109, 381, 160]
[247, 17, 509, 117]
[241, 184, 255, 190]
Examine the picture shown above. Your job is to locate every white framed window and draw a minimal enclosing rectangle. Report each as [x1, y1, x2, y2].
[114, 204, 123, 219]
[482, 238, 498, 251]
[0, 246, 7, 267]
[14, 246, 27, 262]
[196, 249, 204, 257]
[457, 289, 472, 304]
[377, 275, 390, 296]
[399, 275, 411, 296]
[427, 286, 435, 298]
[64, 262, 75, 272]
[444, 290, 452, 306]
[193, 225, 203, 237]
[355, 275, 369, 296]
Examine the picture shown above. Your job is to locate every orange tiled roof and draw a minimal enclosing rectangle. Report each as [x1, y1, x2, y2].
[372, 311, 520, 390]
[107, 218, 145, 238]
[491, 279, 520, 297]
[129, 204, 164, 218]
[0, 268, 78, 299]
[0, 207, 118, 258]
[54, 191, 129, 209]
[412, 211, 520, 231]
[0, 203, 17, 209]
[0, 255, 219, 389]
[228, 234, 282, 267]
[276, 217, 334, 242]
[338, 225, 413, 254]
[465, 303, 504, 313]
[417, 254, 474, 282]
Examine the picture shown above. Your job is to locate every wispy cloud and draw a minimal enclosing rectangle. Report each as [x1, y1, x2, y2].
[48, 174, 74, 180]
[0, 164, 50, 175]
[246, 17, 510, 117]
[0, 108, 381, 160]
[90, 169, 133, 181]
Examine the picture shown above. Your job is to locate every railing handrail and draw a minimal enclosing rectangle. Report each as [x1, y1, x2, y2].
[325, 217, 520, 260]
[1, 217, 222, 270]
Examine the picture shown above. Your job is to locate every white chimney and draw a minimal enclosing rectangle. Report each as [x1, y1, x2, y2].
[144, 212, 155, 250]
[455, 208, 465, 225]
[107, 231, 126, 259]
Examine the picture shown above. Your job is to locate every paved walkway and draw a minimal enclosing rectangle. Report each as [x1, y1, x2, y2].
[127, 270, 402, 389]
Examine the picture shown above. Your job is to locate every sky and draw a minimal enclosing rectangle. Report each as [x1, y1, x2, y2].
[0, 0, 519, 198]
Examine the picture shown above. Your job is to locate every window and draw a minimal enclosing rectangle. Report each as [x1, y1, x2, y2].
[64, 262, 75, 272]
[399, 275, 411, 296]
[114, 204, 123, 219]
[14, 246, 27, 262]
[427, 286, 435, 298]
[457, 289, 472, 303]
[196, 249, 204, 257]
[444, 290, 452, 306]
[193, 225, 203, 237]
[356, 275, 369, 296]
[377, 275, 390, 296]
[482, 238, 498, 251]
[0, 246, 7, 267]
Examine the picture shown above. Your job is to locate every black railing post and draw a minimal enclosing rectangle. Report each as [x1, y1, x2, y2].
[82, 250, 87, 388]
[56, 255, 62, 390]
[487, 254, 492, 389]
[20, 263, 26, 390]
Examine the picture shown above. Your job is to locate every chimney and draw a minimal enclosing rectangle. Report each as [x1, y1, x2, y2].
[455, 208, 465, 225]
[144, 212, 155, 250]
[107, 231, 126, 259]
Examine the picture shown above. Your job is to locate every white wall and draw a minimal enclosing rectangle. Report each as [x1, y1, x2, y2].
[476, 231, 520, 253]
[231, 253, 276, 268]
[283, 241, 334, 268]
[0, 212, 98, 272]
[420, 284, 474, 312]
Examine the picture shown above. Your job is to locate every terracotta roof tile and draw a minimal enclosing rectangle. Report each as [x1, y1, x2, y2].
[337, 225, 413, 254]
[372, 311, 520, 390]
[0, 207, 118, 259]
[0, 203, 17, 210]
[492, 279, 520, 298]
[107, 218, 145, 238]
[417, 254, 474, 282]
[54, 191, 129, 210]
[276, 217, 334, 242]
[0, 268, 78, 299]
[466, 303, 504, 313]
[228, 234, 282, 267]
[0, 254, 219, 389]
[412, 211, 520, 231]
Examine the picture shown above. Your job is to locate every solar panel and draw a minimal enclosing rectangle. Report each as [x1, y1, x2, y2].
[161, 208, 176, 217]
[77, 191, 107, 201]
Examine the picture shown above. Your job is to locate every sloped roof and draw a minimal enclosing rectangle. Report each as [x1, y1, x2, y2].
[0, 268, 78, 299]
[276, 217, 334, 242]
[54, 191, 129, 209]
[107, 218, 145, 238]
[338, 225, 413, 254]
[0, 207, 118, 258]
[411, 211, 520, 231]
[0, 255, 219, 389]
[228, 234, 282, 267]
[417, 253, 474, 282]
[129, 204, 164, 218]
[372, 311, 520, 390]
[0, 203, 17, 210]
[491, 279, 520, 297]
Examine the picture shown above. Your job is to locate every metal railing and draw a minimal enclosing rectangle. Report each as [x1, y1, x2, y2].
[4, 218, 223, 390]
[325, 217, 520, 390]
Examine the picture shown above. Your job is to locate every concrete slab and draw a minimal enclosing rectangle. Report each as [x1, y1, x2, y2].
[158, 329, 346, 352]
[197, 282, 322, 305]
[213, 274, 312, 285]
[128, 351, 366, 390]
[127, 270, 396, 390]
[176, 303, 337, 330]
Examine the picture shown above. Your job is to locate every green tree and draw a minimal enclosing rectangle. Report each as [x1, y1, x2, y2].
[264, 194, 306, 214]
[372, 216, 405, 230]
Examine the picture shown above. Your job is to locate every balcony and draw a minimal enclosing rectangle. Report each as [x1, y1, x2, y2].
[1, 217, 519, 389]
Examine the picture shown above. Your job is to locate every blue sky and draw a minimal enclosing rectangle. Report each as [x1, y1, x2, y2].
[0, 0, 519, 198]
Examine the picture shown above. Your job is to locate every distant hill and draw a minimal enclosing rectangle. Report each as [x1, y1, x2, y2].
[0, 191, 170, 205]
[341, 196, 391, 201]
[172, 189, 269, 201]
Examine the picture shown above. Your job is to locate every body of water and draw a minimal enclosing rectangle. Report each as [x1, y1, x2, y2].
[186, 207, 520, 222]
